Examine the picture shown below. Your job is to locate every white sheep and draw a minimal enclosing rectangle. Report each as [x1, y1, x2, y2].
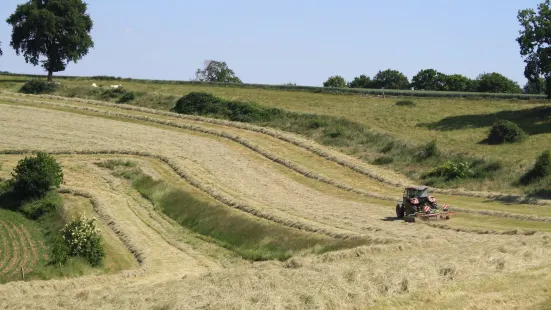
[110, 84, 123, 89]
[92, 83, 97, 87]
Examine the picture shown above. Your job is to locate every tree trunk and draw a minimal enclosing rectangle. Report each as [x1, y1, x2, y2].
[47, 69, 53, 82]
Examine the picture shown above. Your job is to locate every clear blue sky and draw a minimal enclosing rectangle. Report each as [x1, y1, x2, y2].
[0, 0, 542, 86]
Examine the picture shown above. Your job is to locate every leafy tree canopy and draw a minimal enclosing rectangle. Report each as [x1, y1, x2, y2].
[442, 74, 473, 92]
[348, 74, 374, 88]
[372, 69, 410, 90]
[517, 0, 551, 98]
[195, 60, 242, 83]
[323, 75, 347, 88]
[475, 72, 522, 93]
[411, 69, 447, 91]
[6, 0, 94, 81]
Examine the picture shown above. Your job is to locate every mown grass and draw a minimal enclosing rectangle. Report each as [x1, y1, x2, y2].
[0, 208, 47, 283]
[100, 161, 369, 261]
[2, 75, 551, 196]
[0, 174, 133, 281]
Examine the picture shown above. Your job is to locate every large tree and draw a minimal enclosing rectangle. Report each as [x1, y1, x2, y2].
[6, 0, 94, 81]
[372, 69, 410, 89]
[523, 77, 546, 94]
[517, 0, 551, 98]
[195, 60, 242, 83]
[323, 75, 347, 88]
[442, 74, 473, 92]
[410, 69, 447, 91]
[348, 74, 375, 88]
[474, 72, 522, 93]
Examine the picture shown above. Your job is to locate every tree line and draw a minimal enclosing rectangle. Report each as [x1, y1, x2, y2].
[1, 0, 551, 97]
[322, 69, 546, 95]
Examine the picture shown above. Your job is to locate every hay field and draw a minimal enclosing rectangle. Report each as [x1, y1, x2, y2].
[0, 92, 550, 309]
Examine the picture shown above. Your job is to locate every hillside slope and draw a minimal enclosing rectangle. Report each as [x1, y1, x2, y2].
[0, 92, 550, 309]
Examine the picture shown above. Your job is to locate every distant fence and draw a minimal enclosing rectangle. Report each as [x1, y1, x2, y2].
[0, 71, 547, 101]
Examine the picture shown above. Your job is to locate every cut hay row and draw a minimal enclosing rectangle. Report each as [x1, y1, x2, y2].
[422, 221, 538, 236]
[3, 91, 548, 207]
[16, 224, 42, 274]
[0, 149, 364, 240]
[0, 221, 10, 274]
[0, 220, 21, 277]
[57, 188, 147, 273]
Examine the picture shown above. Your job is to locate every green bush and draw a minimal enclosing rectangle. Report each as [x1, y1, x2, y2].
[117, 91, 136, 103]
[520, 150, 551, 185]
[171, 92, 283, 123]
[373, 156, 394, 165]
[487, 120, 527, 144]
[417, 140, 440, 159]
[395, 100, 416, 106]
[20, 191, 62, 220]
[427, 160, 475, 180]
[19, 79, 58, 94]
[11, 152, 64, 199]
[60, 213, 105, 266]
[171, 92, 222, 115]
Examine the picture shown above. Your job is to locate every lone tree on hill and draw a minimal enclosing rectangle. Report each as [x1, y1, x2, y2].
[6, 0, 94, 81]
[517, 0, 551, 99]
[195, 60, 242, 83]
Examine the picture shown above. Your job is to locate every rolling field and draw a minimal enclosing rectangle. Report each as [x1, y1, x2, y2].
[1, 74, 550, 195]
[0, 89, 550, 309]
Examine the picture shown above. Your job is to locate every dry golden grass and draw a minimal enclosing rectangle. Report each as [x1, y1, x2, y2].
[0, 95, 550, 309]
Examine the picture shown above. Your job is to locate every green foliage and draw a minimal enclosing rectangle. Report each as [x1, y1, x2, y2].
[323, 75, 347, 88]
[523, 77, 546, 94]
[20, 191, 62, 220]
[418, 140, 440, 159]
[94, 159, 136, 170]
[411, 69, 447, 91]
[373, 69, 410, 89]
[171, 92, 282, 123]
[475, 73, 522, 93]
[19, 79, 58, 94]
[348, 74, 374, 88]
[117, 91, 136, 103]
[195, 60, 242, 83]
[395, 100, 416, 106]
[517, 1, 551, 99]
[373, 156, 394, 165]
[60, 213, 105, 266]
[487, 120, 527, 144]
[11, 152, 64, 199]
[427, 160, 475, 180]
[5, 0, 94, 80]
[443, 74, 475, 92]
[520, 150, 551, 185]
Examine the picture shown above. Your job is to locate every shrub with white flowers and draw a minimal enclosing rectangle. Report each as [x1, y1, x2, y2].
[60, 213, 105, 266]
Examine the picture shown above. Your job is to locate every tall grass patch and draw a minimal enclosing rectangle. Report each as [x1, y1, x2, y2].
[103, 163, 368, 261]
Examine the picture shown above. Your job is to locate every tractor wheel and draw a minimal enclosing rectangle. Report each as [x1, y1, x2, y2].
[396, 204, 405, 219]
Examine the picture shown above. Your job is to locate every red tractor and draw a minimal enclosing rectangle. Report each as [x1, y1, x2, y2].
[395, 186, 455, 222]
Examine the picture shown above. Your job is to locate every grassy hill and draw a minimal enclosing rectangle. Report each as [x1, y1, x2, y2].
[2, 74, 549, 198]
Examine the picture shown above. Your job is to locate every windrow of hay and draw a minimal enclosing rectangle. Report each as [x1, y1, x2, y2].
[3, 91, 549, 207]
[0, 149, 372, 241]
